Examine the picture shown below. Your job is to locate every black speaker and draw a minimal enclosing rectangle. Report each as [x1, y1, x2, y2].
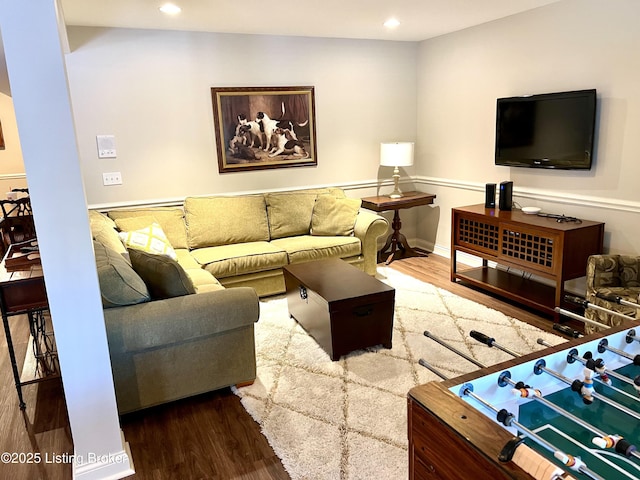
[484, 183, 496, 208]
[499, 181, 513, 211]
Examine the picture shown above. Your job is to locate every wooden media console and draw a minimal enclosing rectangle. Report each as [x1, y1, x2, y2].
[451, 204, 604, 318]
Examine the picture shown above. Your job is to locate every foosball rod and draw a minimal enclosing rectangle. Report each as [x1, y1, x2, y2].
[533, 358, 640, 421]
[627, 329, 640, 345]
[460, 384, 604, 480]
[423, 330, 487, 369]
[470, 331, 640, 458]
[537, 338, 639, 391]
[477, 331, 638, 396]
[417, 359, 593, 480]
[596, 338, 640, 366]
[565, 295, 637, 322]
[554, 307, 611, 330]
[552, 323, 583, 338]
[596, 292, 640, 310]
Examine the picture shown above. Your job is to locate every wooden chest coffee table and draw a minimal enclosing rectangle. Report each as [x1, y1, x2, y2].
[283, 259, 395, 361]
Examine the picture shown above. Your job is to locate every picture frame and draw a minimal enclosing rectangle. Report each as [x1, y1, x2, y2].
[0, 120, 4, 150]
[211, 86, 317, 173]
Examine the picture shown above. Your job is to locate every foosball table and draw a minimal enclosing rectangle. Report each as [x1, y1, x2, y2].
[408, 321, 640, 480]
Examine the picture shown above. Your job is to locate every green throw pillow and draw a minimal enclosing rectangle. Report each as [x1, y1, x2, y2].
[94, 241, 150, 308]
[311, 195, 361, 236]
[128, 248, 196, 300]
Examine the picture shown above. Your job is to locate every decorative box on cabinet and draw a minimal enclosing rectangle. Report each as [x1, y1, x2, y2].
[451, 204, 604, 318]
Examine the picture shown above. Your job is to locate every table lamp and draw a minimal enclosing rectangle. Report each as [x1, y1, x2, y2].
[380, 142, 414, 198]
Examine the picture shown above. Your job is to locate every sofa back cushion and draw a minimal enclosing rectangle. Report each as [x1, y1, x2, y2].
[184, 195, 269, 248]
[94, 241, 150, 308]
[89, 210, 129, 259]
[266, 192, 318, 239]
[107, 207, 188, 249]
[311, 195, 361, 236]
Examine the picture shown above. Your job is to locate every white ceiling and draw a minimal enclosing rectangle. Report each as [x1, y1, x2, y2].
[59, 0, 560, 42]
[0, 0, 559, 95]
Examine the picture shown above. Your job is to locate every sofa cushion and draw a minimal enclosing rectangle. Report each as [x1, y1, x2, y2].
[270, 235, 361, 264]
[184, 195, 269, 248]
[119, 223, 178, 260]
[311, 195, 361, 236]
[174, 249, 225, 293]
[108, 207, 188, 249]
[94, 241, 150, 308]
[265, 192, 318, 239]
[128, 248, 196, 300]
[89, 210, 129, 260]
[191, 242, 288, 278]
[114, 215, 158, 234]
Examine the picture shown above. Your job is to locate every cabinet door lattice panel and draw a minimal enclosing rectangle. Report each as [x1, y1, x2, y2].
[457, 218, 498, 253]
[500, 228, 555, 270]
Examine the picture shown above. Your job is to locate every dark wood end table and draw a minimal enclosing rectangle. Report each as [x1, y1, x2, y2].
[361, 191, 436, 265]
[0, 248, 57, 409]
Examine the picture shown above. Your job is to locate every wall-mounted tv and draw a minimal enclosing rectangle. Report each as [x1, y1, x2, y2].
[495, 89, 597, 170]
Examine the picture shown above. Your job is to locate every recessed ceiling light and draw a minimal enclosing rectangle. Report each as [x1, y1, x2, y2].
[383, 18, 400, 29]
[159, 3, 182, 15]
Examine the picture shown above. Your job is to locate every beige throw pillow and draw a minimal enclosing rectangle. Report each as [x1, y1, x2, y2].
[118, 223, 178, 260]
[311, 195, 361, 236]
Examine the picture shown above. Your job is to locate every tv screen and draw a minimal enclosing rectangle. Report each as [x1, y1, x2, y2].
[495, 89, 596, 169]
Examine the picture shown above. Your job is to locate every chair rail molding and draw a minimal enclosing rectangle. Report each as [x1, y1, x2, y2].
[414, 175, 640, 215]
[88, 175, 640, 216]
[0, 173, 28, 181]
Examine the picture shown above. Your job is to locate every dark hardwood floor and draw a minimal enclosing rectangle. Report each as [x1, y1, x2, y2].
[0, 314, 73, 480]
[1, 254, 577, 479]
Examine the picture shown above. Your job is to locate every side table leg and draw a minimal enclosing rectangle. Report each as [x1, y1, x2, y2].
[379, 209, 427, 264]
[2, 313, 26, 409]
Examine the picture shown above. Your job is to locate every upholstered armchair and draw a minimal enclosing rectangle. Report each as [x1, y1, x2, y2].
[584, 254, 640, 333]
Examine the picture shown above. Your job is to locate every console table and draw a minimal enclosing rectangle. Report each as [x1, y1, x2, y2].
[451, 205, 604, 318]
[0, 249, 58, 409]
[361, 191, 436, 264]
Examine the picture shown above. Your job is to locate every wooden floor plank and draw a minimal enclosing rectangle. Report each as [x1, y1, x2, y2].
[1, 254, 577, 479]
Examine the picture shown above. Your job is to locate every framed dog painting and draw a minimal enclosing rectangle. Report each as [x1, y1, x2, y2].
[211, 86, 317, 173]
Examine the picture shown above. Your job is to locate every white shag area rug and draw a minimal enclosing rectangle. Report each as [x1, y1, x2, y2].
[233, 266, 565, 480]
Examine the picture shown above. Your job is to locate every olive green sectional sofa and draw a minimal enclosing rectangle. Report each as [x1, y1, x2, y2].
[89, 187, 388, 414]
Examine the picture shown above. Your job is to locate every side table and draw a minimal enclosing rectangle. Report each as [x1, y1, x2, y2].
[361, 191, 436, 265]
[0, 248, 58, 409]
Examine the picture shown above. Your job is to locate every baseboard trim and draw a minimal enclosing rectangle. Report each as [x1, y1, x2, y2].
[72, 431, 135, 480]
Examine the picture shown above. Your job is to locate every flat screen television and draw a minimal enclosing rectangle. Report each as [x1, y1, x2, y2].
[495, 89, 597, 169]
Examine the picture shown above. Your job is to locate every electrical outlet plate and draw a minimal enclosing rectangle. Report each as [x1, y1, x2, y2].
[102, 172, 122, 186]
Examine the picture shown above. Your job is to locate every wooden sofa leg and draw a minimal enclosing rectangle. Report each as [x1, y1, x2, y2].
[235, 380, 255, 388]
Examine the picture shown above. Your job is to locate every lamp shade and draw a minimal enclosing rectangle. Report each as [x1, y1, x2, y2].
[380, 142, 414, 167]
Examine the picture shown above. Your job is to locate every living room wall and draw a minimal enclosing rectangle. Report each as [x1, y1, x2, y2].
[0, 93, 28, 192]
[65, 27, 418, 208]
[415, 0, 640, 256]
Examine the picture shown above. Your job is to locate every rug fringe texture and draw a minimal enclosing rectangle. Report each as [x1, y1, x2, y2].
[233, 266, 566, 479]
